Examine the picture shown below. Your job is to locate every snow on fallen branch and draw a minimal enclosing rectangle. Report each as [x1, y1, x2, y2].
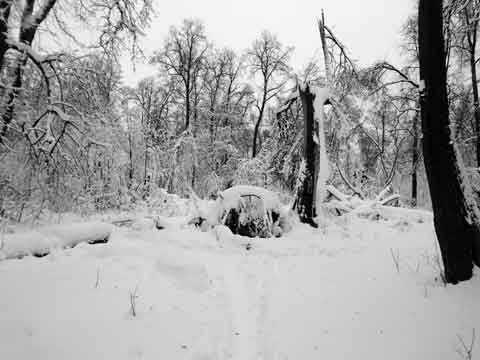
[324, 185, 431, 223]
[0, 221, 112, 260]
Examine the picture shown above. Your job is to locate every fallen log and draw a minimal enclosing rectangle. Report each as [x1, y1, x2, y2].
[0, 221, 113, 260]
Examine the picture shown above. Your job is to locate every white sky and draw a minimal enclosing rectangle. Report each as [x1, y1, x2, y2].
[120, 0, 416, 86]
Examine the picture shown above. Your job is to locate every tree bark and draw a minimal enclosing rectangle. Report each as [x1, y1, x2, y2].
[185, 82, 190, 130]
[0, 0, 57, 142]
[418, 0, 480, 283]
[293, 84, 318, 227]
[252, 97, 266, 158]
[144, 143, 148, 185]
[471, 54, 480, 168]
[463, 6, 480, 168]
[128, 131, 133, 188]
[318, 10, 332, 85]
[411, 113, 419, 206]
[0, 0, 11, 71]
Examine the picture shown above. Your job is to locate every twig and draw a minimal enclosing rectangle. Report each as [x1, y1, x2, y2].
[336, 162, 365, 199]
[390, 248, 400, 273]
[129, 286, 139, 317]
[94, 266, 100, 289]
[456, 328, 476, 360]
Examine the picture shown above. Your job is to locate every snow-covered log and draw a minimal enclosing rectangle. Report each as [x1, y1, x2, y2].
[0, 222, 112, 260]
[352, 204, 432, 223]
[325, 185, 350, 202]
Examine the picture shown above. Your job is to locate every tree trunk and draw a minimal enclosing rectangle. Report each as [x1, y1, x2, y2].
[318, 10, 332, 85]
[252, 99, 266, 158]
[209, 105, 215, 144]
[144, 143, 148, 186]
[185, 83, 190, 131]
[128, 131, 133, 188]
[0, 0, 11, 71]
[0, 51, 26, 142]
[411, 113, 419, 206]
[471, 54, 480, 168]
[418, 0, 480, 283]
[0, 0, 56, 143]
[293, 84, 318, 227]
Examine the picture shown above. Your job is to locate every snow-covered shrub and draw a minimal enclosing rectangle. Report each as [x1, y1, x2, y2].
[209, 185, 292, 238]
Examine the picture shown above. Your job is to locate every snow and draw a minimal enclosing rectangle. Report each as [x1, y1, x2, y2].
[218, 185, 282, 213]
[313, 86, 331, 207]
[0, 221, 112, 260]
[0, 211, 479, 360]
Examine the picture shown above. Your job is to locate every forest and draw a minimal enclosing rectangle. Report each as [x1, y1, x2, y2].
[0, 0, 480, 359]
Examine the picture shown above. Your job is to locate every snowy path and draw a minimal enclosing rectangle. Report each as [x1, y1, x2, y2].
[220, 261, 257, 360]
[1, 217, 480, 360]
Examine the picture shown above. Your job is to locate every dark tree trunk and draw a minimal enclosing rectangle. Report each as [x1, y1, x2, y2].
[128, 131, 133, 188]
[252, 99, 266, 158]
[185, 84, 190, 130]
[471, 55, 480, 168]
[411, 113, 419, 206]
[418, 0, 480, 283]
[209, 105, 215, 144]
[293, 84, 318, 227]
[144, 143, 148, 185]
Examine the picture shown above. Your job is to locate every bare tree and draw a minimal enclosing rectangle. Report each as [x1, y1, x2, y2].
[247, 31, 292, 158]
[203, 49, 229, 144]
[151, 19, 208, 132]
[449, 0, 480, 167]
[0, 0, 152, 146]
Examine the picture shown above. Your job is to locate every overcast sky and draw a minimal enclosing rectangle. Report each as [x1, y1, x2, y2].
[120, 0, 416, 86]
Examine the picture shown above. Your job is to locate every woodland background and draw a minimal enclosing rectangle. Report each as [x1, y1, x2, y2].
[1, 0, 479, 223]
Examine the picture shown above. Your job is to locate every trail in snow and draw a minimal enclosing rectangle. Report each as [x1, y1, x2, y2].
[1, 216, 480, 360]
[206, 253, 277, 360]
[221, 261, 257, 360]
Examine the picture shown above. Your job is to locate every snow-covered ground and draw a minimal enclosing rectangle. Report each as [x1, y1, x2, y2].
[0, 213, 479, 360]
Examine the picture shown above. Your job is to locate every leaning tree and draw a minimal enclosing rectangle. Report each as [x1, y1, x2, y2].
[418, 0, 480, 283]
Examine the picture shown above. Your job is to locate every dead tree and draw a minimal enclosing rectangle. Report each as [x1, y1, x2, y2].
[418, 0, 480, 283]
[293, 84, 318, 226]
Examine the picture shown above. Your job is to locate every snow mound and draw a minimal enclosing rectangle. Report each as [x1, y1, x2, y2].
[218, 185, 282, 214]
[215, 186, 291, 237]
[0, 221, 112, 260]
